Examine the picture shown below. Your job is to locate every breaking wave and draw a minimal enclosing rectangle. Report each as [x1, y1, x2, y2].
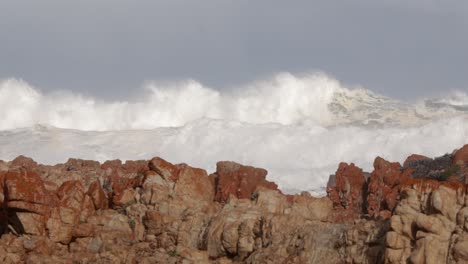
[1, 73, 466, 131]
[0, 73, 467, 194]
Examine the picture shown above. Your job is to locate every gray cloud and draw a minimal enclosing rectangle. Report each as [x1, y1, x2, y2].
[0, 0, 467, 100]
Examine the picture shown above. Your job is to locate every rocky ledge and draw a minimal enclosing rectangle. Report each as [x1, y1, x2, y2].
[0, 144, 466, 263]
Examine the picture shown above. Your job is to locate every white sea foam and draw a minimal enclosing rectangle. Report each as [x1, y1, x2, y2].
[1, 73, 466, 131]
[0, 73, 467, 195]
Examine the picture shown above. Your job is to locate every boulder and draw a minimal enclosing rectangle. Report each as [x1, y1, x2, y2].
[212, 161, 278, 203]
[112, 188, 136, 208]
[87, 181, 108, 210]
[367, 157, 411, 217]
[4, 168, 56, 216]
[454, 144, 468, 165]
[327, 162, 366, 214]
[173, 164, 214, 203]
[47, 180, 87, 244]
[403, 154, 431, 168]
[148, 157, 179, 182]
[10, 156, 38, 170]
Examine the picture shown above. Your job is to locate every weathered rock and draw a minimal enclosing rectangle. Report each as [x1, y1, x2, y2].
[4, 168, 56, 215]
[101, 159, 123, 173]
[403, 154, 431, 168]
[384, 182, 465, 263]
[344, 219, 388, 264]
[327, 162, 366, 215]
[212, 161, 278, 203]
[367, 157, 411, 218]
[64, 158, 100, 172]
[10, 156, 38, 170]
[0, 146, 467, 263]
[15, 212, 47, 236]
[87, 209, 133, 235]
[80, 195, 96, 222]
[87, 181, 108, 210]
[454, 144, 468, 165]
[149, 157, 179, 182]
[140, 171, 173, 206]
[112, 188, 136, 207]
[45, 180, 87, 244]
[173, 164, 214, 203]
[404, 153, 455, 180]
[72, 223, 95, 238]
[3, 168, 56, 238]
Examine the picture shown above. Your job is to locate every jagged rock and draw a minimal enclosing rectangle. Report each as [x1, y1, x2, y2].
[64, 158, 100, 172]
[327, 162, 366, 215]
[403, 154, 431, 167]
[4, 168, 57, 216]
[404, 153, 456, 181]
[367, 157, 411, 218]
[47, 180, 88, 244]
[454, 144, 468, 165]
[149, 157, 179, 181]
[10, 155, 38, 170]
[112, 188, 136, 208]
[343, 219, 388, 263]
[384, 181, 466, 263]
[0, 146, 466, 263]
[211, 161, 278, 203]
[87, 181, 108, 210]
[15, 212, 47, 236]
[173, 164, 214, 203]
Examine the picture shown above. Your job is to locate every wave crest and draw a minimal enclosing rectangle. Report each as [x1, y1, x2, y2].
[0, 73, 466, 131]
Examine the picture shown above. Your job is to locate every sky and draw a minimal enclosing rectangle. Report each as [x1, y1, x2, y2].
[0, 0, 467, 100]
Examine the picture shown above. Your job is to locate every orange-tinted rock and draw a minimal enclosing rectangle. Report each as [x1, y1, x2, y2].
[122, 160, 149, 174]
[57, 180, 85, 212]
[0, 160, 8, 171]
[0, 171, 6, 203]
[454, 144, 468, 165]
[43, 181, 59, 192]
[367, 157, 411, 217]
[10, 156, 38, 170]
[0, 172, 5, 232]
[87, 181, 108, 210]
[101, 159, 122, 170]
[73, 223, 95, 238]
[44, 181, 87, 244]
[64, 158, 100, 172]
[3, 168, 57, 237]
[173, 164, 214, 203]
[149, 157, 179, 182]
[4, 168, 57, 215]
[102, 159, 149, 176]
[212, 161, 278, 203]
[399, 177, 466, 193]
[22, 236, 53, 256]
[16, 212, 47, 235]
[143, 210, 167, 236]
[327, 163, 366, 214]
[112, 188, 136, 207]
[80, 195, 95, 222]
[105, 175, 134, 196]
[403, 154, 431, 167]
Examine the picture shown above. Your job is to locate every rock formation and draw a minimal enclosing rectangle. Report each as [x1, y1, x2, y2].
[0, 144, 466, 263]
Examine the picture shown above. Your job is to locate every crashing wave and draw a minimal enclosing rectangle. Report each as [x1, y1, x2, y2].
[1, 73, 466, 131]
[0, 73, 466, 194]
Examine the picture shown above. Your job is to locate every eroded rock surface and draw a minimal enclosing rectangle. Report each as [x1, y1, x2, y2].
[0, 145, 466, 263]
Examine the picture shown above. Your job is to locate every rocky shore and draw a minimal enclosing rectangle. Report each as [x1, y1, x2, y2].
[0, 144, 466, 263]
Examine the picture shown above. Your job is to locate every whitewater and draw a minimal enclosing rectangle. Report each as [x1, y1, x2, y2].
[1, 73, 467, 195]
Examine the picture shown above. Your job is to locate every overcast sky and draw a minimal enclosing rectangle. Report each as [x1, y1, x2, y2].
[1, 0, 467, 100]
